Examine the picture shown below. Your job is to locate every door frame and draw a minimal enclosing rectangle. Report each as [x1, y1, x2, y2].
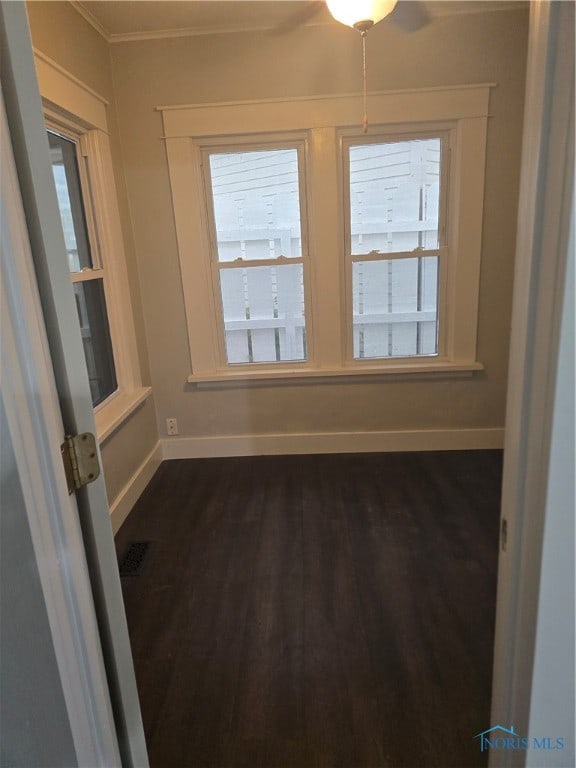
[490, 1, 574, 763]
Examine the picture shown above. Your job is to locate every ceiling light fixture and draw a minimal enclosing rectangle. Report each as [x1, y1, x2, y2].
[326, 0, 398, 132]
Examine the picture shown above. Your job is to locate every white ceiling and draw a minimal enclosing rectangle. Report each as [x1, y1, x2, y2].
[72, 1, 528, 42]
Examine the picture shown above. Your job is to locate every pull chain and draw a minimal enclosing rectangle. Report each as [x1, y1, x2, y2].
[362, 31, 368, 134]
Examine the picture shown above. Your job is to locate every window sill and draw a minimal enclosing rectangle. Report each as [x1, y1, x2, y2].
[187, 361, 484, 388]
[95, 386, 152, 444]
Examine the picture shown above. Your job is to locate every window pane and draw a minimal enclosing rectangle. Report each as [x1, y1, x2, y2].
[209, 149, 302, 262]
[47, 131, 93, 272]
[352, 256, 438, 359]
[220, 265, 306, 364]
[349, 138, 441, 255]
[73, 279, 117, 406]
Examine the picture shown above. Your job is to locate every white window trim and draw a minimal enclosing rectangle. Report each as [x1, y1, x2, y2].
[160, 84, 493, 385]
[35, 50, 151, 441]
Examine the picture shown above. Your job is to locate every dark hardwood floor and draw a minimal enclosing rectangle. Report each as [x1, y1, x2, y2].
[115, 451, 503, 768]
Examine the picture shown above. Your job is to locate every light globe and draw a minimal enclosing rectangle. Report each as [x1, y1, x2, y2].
[325, 0, 398, 30]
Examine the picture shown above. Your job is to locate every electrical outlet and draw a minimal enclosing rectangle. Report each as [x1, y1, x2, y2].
[166, 417, 178, 436]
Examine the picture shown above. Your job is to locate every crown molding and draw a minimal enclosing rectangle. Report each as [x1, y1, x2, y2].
[69, 1, 111, 42]
[68, 0, 528, 47]
[431, 1, 527, 16]
[107, 19, 331, 44]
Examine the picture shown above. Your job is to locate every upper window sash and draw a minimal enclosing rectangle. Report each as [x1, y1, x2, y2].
[46, 125, 103, 273]
[203, 144, 305, 267]
[201, 139, 309, 265]
[342, 130, 450, 261]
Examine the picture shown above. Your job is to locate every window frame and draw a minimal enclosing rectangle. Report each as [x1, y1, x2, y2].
[200, 136, 316, 372]
[161, 84, 492, 385]
[36, 52, 151, 441]
[340, 126, 452, 366]
[46, 120, 119, 408]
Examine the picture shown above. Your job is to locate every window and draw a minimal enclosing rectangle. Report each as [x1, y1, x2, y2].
[162, 85, 490, 383]
[344, 135, 445, 360]
[48, 130, 117, 406]
[205, 145, 309, 365]
[36, 50, 151, 439]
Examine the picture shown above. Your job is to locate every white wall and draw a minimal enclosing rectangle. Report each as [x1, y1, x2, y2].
[110, 6, 528, 451]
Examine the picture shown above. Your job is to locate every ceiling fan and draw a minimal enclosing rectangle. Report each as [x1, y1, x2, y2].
[278, 0, 431, 132]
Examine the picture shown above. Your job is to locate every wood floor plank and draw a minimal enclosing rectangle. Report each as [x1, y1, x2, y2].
[115, 451, 502, 768]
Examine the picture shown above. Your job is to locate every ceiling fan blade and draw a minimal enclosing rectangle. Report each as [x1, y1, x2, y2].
[389, 1, 431, 32]
[273, 1, 326, 34]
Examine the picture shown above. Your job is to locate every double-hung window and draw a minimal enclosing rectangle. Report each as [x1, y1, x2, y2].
[204, 144, 310, 366]
[162, 85, 490, 384]
[47, 129, 117, 406]
[343, 134, 447, 361]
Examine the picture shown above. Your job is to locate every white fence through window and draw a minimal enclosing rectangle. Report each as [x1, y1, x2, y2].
[349, 137, 442, 359]
[207, 138, 443, 366]
[209, 148, 307, 364]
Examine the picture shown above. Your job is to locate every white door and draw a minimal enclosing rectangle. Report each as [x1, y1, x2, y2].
[0, 3, 148, 766]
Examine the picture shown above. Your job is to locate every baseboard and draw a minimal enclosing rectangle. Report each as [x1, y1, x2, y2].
[109, 441, 162, 534]
[160, 428, 504, 460]
[109, 430, 503, 522]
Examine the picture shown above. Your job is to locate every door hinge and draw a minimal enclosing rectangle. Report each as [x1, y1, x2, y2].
[61, 433, 101, 495]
